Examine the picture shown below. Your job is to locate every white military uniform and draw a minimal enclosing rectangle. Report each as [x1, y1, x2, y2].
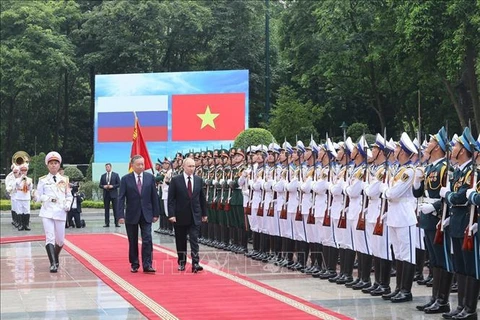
[15, 175, 33, 214]
[36, 173, 73, 246]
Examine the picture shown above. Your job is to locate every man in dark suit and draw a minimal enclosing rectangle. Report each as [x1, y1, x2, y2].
[168, 158, 208, 273]
[99, 163, 121, 227]
[118, 155, 160, 273]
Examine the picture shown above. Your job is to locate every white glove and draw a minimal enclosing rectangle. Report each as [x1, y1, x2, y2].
[470, 223, 478, 235]
[414, 167, 425, 182]
[419, 203, 436, 215]
[40, 195, 49, 202]
[219, 179, 225, 185]
[466, 188, 475, 200]
[442, 217, 450, 228]
[212, 179, 218, 186]
[379, 183, 388, 194]
[439, 187, 449, 198]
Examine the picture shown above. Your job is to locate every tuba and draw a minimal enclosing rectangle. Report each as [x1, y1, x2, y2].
[12, 151, 30, 166]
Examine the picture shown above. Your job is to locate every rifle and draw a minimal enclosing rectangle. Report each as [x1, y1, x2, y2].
[338, 147, 350, 229]
[267, 164, 276, 217]
[244, 152, 253, 215]
[224, 167, 233, 212]
[280, 163, 289, 220]
[462, 130, 478, 251]
[295, 165, 303, 221]
[257, 151, 266, 217]
[356, 137, 369, 231]
[434, 122, 449, 245]
[307, 162, 316, 224]
[217, 163, 225, 210]
[374, 128, 388, 236]
[323, 159, 333, 227]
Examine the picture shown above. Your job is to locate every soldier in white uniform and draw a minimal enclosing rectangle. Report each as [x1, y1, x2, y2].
[382, 133, 418, 303]
[6, 165, 20, 228]
[35, 151, 72, 273]
[364, 134, 393, 296]
[15, 164, 33, 231]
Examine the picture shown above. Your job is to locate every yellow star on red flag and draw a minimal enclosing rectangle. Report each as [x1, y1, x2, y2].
[197, 105, 219, 129]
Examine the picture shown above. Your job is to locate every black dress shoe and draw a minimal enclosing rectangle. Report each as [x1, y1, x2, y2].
[192, 264, 204, 273]
[382, 288, 400, 300]
[424, 300, 450, 314]
[442, 306, 463, 319]
[391, 290, 413, 303]
[416, 298, 435, 311]
[370, 285, 391, 296]
[143, 266, 156, 273]
[362, 282, 379, 294]
[131, 267, 139, 273]
[103, 225, 110, 227]
[178, 264, 186, 271]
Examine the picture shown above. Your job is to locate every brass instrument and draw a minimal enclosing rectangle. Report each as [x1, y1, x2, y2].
[12, 151, 30, 166]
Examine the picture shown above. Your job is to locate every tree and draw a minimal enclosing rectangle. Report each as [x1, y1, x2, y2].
[234, 128, 274, 150]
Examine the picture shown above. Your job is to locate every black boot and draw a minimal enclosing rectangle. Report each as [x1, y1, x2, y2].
[354, 253, 372, 290]
[11, 211, 17, 227]
[371, 259, 392, 296]
[424, 268, 453, 314]
[414, 248, 426, 282]
[363, 256, 380, 293]
[452, 277, 479, 320]
[46, 244, 58, 273]
[391, 261, 415, 303]
[24, 214, 31, 231]
[418, 266, 440, 311]
[54, 244, 63, 268]
[383, 260, 403, 300]
[443, 273, 467, 319]
[18, 214, 26, 231]
[342, 249, 356, 286]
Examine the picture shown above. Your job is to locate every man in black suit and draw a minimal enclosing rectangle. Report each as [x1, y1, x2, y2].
[99, 163, 121, 227]
[118, 155, 160, 273]
[168, 158, 208, 273]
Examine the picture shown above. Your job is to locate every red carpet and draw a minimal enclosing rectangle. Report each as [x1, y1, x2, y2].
[0, 235, 45, 244]
[64, 233, 351, 320]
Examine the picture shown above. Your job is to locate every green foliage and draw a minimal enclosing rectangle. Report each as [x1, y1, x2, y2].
[0, 199, 102, 210]
[347, 123, 370, 142]
[79, 180, 102, 201]
[29, 152, 48, 184]
[85, 154, 93, 181]
[234, 128, 275, 150]
[64, 166, 84, 182]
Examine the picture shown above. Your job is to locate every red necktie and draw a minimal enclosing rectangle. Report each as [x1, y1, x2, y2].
[137, 175, 142, 193]
[187, 176, 192, 198]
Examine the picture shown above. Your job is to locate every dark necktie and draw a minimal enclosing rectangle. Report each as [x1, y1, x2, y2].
[187, 176, 192, 198]
[137, 175, 142, 193]
[53, 175, 57, 182]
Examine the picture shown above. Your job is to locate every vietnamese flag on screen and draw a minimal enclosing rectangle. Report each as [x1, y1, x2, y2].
[171, 93, 246, 141]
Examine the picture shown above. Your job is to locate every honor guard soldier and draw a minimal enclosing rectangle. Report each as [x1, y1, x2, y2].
[203, 150, 216, 246]
[229, 148, 247, 253]
[239, 146, 257, 255]
[364, 133, 393, 296]
[413, 127, 454, 313]
[346, 136, 372, 290]
[250, 145, 268, 261]
[440, 128, 479, 320]
[301, 138, 321, 273]
[316, 138, 339, 279]
[382, 133, 418, 303]
[35, 151, 73, 273]
[273, 141, 293, 267]
[329, 138, 355, 285]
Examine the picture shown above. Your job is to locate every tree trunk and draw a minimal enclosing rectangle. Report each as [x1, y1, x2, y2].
[443, 78, 467, 128]
[89, 65, 95, 149]
[465, 44, 480, 135]
[63, 70, 69, 156]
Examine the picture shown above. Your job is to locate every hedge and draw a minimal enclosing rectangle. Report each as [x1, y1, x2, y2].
[0, 200, 104, 211]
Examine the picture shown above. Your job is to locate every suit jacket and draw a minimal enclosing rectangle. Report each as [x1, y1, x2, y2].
[168, 174, 207, 226]
[117, 172, 160, 224]
[99, 171, 120, 199]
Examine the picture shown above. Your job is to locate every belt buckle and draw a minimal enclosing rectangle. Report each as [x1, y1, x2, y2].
[51, 199, 57, 203]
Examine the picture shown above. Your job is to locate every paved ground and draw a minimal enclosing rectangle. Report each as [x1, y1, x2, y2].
[1, 209, 440, 319]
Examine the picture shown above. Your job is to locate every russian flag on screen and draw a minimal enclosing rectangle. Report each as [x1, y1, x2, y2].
[97, 95, 168, 142]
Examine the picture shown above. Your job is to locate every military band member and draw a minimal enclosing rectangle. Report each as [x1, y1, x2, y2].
[413, 127, 454, 313]
[439, 128, 479, 319]
[6, 165, 20, 228]
[35, 151, 72, 273]
[382, 132, 418, 303]
[15, 164, 33, 231]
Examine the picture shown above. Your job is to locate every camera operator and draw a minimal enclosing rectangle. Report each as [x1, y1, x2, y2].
[67, 182, 85, 228]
